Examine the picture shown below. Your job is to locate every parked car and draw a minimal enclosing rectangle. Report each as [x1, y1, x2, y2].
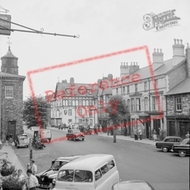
[112, 180, 155, 190]
[172, 138, 190, 157]
[66, 129, 85, 141]
[155, 136, 182, 152]
[15, 134, 30, 148]
[36, 155, 82, 189]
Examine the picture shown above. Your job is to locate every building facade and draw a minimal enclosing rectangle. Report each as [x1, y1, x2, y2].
[0, 47, 25, 141]
[97, 74, 113, 131]
[50, 78, 98, 127]
[165, 44, 190, 138]
[112, 39, 188, 139]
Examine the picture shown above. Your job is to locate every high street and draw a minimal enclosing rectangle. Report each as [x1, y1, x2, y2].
[14, 128, 189, 190]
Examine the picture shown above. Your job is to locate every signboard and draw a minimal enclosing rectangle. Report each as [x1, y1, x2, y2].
[0, 14, 11, 36]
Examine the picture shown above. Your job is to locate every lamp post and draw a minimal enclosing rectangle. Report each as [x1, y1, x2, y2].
[0, 76, 2, 142]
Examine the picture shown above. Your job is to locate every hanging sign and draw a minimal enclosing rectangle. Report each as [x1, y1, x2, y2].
[0, 14, 11, 36]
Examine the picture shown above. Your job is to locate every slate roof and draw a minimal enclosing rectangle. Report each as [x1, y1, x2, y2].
[0, 71, 25, 79]
[1, 47, 18, 59]
[166, 77, 190, 95]
[55, 81, 98, 98]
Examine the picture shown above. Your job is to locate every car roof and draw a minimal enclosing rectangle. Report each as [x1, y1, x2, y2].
[165, 136, 181, 139]
[54, 155, 82, 162]
[113, 180, 155, 190]
[59, 154, 114, 171]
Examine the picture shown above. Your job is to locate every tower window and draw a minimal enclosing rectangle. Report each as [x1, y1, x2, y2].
[5, 86, 13, 98]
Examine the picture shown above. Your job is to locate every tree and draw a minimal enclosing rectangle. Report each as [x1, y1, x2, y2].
[105, 95, 130, 143]
[23, 95, 51, 129]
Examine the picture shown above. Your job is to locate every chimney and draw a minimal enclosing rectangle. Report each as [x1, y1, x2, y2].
[70, 77, 74, 84]
[129, 62, 139, 74]
[186, 43, 190, 77]
[152, 48, 163, 63]
[172, 39, 185, 66]
[120, 62, 129, 77]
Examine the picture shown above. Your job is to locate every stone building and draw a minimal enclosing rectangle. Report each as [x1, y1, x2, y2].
[0, 46, 25, 141]
[165, 44, 190, 138]
[112, 39, 189, 139]
[97, 74, 113, 131]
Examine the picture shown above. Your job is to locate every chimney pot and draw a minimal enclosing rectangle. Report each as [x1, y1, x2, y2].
[177, 39, 179, 44]
[160, 49, 162, 53]
[187, 43, 189, 48]
[180, 39, 182, 44]
[154, 48, 156, 52]
[174, 39, 176, 44]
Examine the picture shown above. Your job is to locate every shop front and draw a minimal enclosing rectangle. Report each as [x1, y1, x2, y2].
[167, 116, 190, 138]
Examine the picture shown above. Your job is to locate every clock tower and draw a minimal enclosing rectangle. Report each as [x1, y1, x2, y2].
[1, 46, 18, 75]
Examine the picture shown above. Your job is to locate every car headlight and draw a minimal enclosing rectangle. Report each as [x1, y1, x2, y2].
[52, 178, 56, 184]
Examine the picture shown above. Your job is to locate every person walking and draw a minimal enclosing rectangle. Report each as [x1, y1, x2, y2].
[26, 169, 39, 190]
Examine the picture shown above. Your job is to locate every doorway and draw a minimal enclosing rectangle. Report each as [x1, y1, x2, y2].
[7, 121, 16, 140]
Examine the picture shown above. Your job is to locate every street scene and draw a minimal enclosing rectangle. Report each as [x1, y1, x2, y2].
[0, 1, 190, 190]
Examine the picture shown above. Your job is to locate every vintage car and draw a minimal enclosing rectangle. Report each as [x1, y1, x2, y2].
[15, 134, 30, 148]
[172, 138, 190, 157]
[112, 180, 155, 190]
[36, 155, 82, 189]
[155, 136, 182, 152]
[66, 129, 85, 141]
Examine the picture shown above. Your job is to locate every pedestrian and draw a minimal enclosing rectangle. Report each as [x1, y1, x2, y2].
[18, 169, 25, 181]
[18, 169, 26, 190]
[138, 127, 142, 140]
[26, 169, 39, 190]
[29, 160, 37, 175]
[185, 131, 190, 138]
[134, 128, 138, 140]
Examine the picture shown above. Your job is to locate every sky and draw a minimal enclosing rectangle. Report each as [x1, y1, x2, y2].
[0, 0, 190, 100]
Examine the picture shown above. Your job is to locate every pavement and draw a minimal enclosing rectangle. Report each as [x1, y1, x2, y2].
[0, 127, 155, 177]
[0, 142, 27, 176]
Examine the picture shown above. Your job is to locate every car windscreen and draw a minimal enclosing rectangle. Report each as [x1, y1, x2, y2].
[51, 161, 68, 170]
[58, 169, 93, 182]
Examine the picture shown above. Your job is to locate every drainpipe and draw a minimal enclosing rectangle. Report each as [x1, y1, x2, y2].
[148, 79, 151, 140]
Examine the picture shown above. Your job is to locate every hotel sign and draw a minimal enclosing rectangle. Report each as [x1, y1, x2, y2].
[0, 14, 11, 36]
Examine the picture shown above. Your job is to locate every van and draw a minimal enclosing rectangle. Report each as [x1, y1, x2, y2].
[52, 154, 120, 190]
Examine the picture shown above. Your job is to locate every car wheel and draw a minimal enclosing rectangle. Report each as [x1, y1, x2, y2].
[162, 147, 168, 152]
[179, 150, 186, 157]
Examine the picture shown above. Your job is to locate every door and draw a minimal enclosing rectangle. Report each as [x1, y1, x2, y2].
[7, 121, 16, 140]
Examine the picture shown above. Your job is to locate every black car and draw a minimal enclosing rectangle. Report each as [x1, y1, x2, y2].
[66, 129, 85, 141]
[36, 155, 82, 189]
[172, 138, 190, 157]
[155, 136, 182, 152]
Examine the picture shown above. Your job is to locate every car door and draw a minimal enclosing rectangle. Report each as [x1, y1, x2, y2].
[165, 138, 175, 149]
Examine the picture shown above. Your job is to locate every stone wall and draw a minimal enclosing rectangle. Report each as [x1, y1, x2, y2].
[1, 77, 24, 140]
[166, 93, 190, 116]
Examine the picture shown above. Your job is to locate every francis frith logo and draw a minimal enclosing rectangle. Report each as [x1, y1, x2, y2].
[143, 9, 180, 31]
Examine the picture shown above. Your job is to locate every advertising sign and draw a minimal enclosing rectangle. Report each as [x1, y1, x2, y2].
[0, 14, 11, 35]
